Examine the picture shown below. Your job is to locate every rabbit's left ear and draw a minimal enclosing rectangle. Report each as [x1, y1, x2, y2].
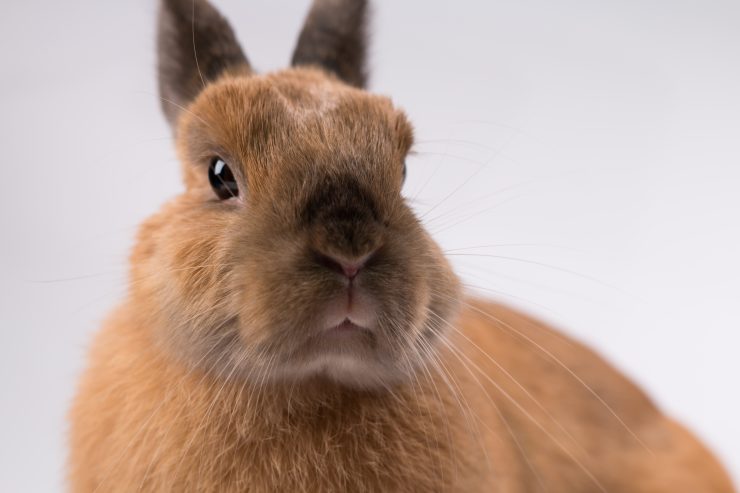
[291, 0, 369, 88]
[157, 0, 251, 129]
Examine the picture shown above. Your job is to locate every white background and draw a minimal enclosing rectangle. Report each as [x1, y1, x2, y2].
[1, 0, 738, 490]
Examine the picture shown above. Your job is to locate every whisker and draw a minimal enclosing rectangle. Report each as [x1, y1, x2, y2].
[456, 297, 654, 456]
[429, 310, 588, 457]
[423, 318, 548, 490]
[425, 315, 607, 492]
[444, 243, 583, 254]
[427, 194, 526, 234]
[455, 264, 605, 308]
[446, 253, 638, 299]
[192, 0, 207, 89]
[416, 327, 494, 472]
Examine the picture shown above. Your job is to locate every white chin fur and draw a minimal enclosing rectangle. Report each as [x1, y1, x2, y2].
[278, 352, 403, 389]
[306, 354, 379, 384]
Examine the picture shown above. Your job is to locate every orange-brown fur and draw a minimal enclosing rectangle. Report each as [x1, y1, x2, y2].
[69, 1, 735, 491]
[69, 296, 735, 492]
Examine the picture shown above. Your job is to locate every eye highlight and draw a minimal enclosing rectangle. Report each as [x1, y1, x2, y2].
[208, 157, 239, 200]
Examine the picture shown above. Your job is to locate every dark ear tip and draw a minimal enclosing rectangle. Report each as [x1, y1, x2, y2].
[291, 0, 371, 88]
[157, 0, 250, 129]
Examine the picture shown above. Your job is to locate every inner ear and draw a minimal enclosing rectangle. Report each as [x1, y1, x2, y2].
[291, 0, 369, 88]
[157, 0, 251, 130]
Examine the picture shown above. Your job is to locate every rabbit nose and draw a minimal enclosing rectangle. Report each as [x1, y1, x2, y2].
[312, 250, 376, 280]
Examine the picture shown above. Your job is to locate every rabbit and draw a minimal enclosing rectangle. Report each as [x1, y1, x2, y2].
[68, 0, 736, 491]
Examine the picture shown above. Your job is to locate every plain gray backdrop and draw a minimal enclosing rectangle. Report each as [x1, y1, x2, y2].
[1, 0, 738, 490]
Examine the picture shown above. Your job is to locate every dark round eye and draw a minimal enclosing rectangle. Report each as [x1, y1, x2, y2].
[208, 157, 239, 200]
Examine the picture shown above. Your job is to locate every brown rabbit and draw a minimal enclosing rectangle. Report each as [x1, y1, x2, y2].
[68, 0, 736, 491]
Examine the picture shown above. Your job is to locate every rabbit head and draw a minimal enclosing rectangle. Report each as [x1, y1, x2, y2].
[132, 0, 461, 389]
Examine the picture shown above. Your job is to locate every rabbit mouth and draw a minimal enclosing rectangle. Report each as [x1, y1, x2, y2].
[319, 280, 378, 330]
[313, 318, 376, 353]
[274, 301, 395, 387]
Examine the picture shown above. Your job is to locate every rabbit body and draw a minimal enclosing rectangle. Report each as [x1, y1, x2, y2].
[70, 297, 734, 492]
[68, 1, 735, 491]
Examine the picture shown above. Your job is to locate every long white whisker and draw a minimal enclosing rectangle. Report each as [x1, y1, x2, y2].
[456, 297, 653, 456]
[192, 0, 207, 89]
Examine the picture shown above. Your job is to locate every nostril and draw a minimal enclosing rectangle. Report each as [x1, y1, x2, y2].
[311, 250, 373, 280]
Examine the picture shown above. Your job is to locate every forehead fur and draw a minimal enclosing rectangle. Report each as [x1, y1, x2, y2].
[178, 68, 413, 185]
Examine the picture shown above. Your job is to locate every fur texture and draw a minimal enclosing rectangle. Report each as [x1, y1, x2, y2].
[68, 1, 736, 491]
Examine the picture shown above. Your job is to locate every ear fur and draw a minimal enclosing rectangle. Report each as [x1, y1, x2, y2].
[291, 0, 369, 88]
[157, 0, 250, 128]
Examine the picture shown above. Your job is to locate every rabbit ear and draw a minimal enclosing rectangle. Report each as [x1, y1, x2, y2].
[291, 0, 369, 88]
[157, 0, 251, 128]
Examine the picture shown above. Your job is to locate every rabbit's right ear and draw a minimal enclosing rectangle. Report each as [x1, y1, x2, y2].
[157, 0, 251, 129]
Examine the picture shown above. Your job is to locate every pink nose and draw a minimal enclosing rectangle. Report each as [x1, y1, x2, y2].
[312, 250, 374, 280]
[340, 262, 361, 280]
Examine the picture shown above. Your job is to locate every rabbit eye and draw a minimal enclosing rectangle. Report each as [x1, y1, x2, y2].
[208, 158, 239, 200]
